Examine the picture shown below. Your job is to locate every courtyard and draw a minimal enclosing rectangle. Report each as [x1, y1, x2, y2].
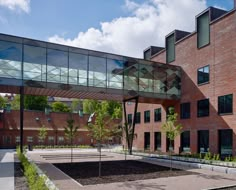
[23, 149, 236, 190]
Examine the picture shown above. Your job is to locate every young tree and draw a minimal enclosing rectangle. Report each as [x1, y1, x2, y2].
[161, 107, 182, 170]
[10, 94, 20, 110]
[64, 118, 79, 163]
[38, 125, 47, 147]
[52, 101, 71, 113]
[0, 96, 7, 109]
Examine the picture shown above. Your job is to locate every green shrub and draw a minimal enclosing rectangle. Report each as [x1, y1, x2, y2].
[204, 152, 212, 160]
[16, 147, 49, 190]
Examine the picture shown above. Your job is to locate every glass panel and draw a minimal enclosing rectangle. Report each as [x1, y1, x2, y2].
[47, 49, 68, 83]
[107, 59, 123, 89]
[0, 40, 22, 79]
[89, 56, 106, 87]
[219, 129, 232, 156]
[197, 12, 210, 48]
[127, 114, 132, 124]
[181, 131, 190, 152]
[69, 52, 88, 86]
[144, 110, 150, 123]
[180, 102, 190, 119]
[139, 64, 153, 92]
[198, 65, 209, 84]
[197, 99, 209, 117]
[154, 132, 161, 150]
[124, 62, 138, 91]
[144, 132, 150, 149]
[166, 34, 175, 63]
[154, 108, 161, 122]
[135, 112, 141, 124]
[218, 94, 233, 114]
[198, 130, 209, 153]
[23, 45, 46, 81]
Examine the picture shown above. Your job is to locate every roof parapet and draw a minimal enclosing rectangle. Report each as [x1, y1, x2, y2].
[143, 46, 164, 60]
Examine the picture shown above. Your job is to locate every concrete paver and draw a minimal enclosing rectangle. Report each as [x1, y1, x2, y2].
[0, 150, 14, 190]
[27, 149, 236, 190]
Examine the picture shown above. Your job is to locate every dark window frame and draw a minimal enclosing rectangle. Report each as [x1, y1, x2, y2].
[198, 65, 209, 85]
[197, 11, 210, 49]
[135, 112, 141, 124]
[197, 99, 209, 117]
[218, 94, 233, 115]
[181, 131, 190, 152]
[166, 33, 175, 63]
[154, 132, 162, 151]
[154, 108, 161, 122]
[144, 110, 150, 123]
[127, 114, 132, 124]
[180, 102, 191, 119]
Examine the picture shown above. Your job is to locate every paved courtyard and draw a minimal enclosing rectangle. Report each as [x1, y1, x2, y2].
[27, 149, 236, 190]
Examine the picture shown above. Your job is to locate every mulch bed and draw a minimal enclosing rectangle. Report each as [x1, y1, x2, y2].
[54, 160, 196, 186]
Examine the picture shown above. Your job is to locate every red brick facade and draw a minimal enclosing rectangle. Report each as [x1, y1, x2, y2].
[126, 8, 236, 156]
[0, 110, 121, 148]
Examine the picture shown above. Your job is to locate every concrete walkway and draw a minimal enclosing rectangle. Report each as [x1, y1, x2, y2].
[28, 150, 236, 190]
[0, 149, 14, 190]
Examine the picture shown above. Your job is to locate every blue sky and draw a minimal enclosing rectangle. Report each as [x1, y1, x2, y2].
[0, 0, 234, 57]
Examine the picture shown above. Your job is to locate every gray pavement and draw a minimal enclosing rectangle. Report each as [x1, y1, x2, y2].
[0, 149, 14, 190]
[27, 149, 236, 190]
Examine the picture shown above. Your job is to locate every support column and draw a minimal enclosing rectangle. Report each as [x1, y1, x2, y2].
[20, 86, 24, 153]
[123, 96, 139, 155]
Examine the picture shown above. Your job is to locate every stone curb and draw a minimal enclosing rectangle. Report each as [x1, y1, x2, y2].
[26, 153, 59, 190]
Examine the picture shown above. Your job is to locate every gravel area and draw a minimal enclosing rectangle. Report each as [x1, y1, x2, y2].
[54, 160, 196, 186]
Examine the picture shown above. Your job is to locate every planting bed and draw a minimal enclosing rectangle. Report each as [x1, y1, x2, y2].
[54, 160, 195, 185]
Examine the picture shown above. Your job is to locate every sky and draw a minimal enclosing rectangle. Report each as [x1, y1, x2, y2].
[0, 0, 234, 58]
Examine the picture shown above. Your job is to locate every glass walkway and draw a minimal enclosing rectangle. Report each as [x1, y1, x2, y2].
[0, 33, 181, 103]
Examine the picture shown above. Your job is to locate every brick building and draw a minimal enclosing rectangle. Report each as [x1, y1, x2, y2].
[126, 3, 236, 156]
[0, 110, 121, 148]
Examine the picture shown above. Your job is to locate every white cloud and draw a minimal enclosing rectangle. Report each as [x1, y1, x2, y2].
[49, 0, 207, 58]
[0, 0, 30, 13]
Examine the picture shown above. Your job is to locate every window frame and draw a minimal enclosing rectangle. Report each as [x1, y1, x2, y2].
[197, 11, 210, 49]
[198, 65, 210, 85]
[154, 108, 162, 122]
[144, 110, 150, 123]
[127, 114, 132, 124]
[166, 33, 175, 63]
[218, 94, 233, 115]
[180, 102, 191, 119]
[197, 99, 209, 117]
[135, 112, 141, 124]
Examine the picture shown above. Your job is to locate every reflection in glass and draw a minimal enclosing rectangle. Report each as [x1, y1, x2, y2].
[0, 40, 22, 79]
[89, 56, 106, 87]
[69, 52, 88, 86]
[107, 59, 123, 89]
[23, 45, 46, 81]
[47, 49, 68, 83]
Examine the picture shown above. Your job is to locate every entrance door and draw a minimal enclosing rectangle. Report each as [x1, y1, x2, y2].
[144, 132, 150, 150]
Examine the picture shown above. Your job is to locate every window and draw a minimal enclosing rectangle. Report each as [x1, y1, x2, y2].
[154, 132, 161, 151]
[197, 99, 209, 117]
[58, 136, 64, 144]
[144, 49, 151, 60]
[3, 136, 11, 144]
[198, 65, 209, 84]
[15, 136, 20, 143]
[219, 129, 232, 156]
[127, 114, 132, 124]
[144, 132, 150, 149]
[198, 130, 209, 153]
[197, 12, 210, 48]
[135, 112, 141, 124]
[166, 34, 175, 63]
[166, 136, 174, 152]
[218, 94, 233, 114]
[144, 110, 150, 123]
[27, 136, 33, 143]
[180, 102, 190, 119]
[154, 108, 161, 122]
[48, 136, 55, 144]
[181, 131, 190, 152]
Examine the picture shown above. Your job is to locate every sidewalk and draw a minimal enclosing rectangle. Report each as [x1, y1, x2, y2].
[0, 149, 15, 190]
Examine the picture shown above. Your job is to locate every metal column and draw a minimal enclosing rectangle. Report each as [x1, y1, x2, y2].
[123, 96, 139, 155]
[20, 86, 24, 153]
